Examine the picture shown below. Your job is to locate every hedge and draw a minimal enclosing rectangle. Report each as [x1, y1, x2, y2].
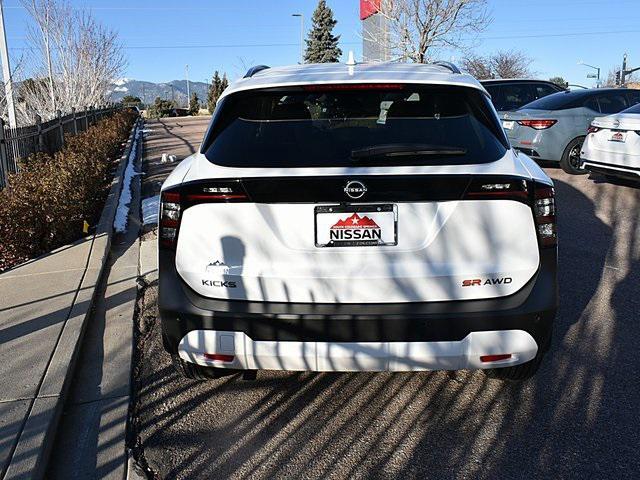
[0, 110, 137, 272]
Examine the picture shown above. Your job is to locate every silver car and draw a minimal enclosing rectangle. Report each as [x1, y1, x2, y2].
[502, 88, 640, 174]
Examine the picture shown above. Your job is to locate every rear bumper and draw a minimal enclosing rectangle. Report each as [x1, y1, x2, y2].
[159, 248, 557, 371]
[581, 158, 640, 180]
[178, 330, 538, 372]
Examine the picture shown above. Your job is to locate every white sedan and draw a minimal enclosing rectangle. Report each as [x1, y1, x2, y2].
[581, 103, 640, 180]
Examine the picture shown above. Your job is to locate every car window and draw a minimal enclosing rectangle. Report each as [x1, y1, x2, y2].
[534, 84, 560, 99]
[498, 84, 536, 111]
[598, 93, 628, 114]
[584, 98, 601, 112]
[626, 90, 640, 107]
[203, 85, 508, 168]
[621, 103, 640, 114]
[521, 91, 582, 110]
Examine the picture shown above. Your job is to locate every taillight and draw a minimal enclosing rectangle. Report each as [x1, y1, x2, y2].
[534, 186, 556, 248]
[517, 119, 557, 130]
[587, 126, 601, 134]
[160, 191, 181, 249]
[159, 181, 249, 250]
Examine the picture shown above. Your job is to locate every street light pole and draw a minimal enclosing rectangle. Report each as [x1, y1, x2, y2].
[0, 0, 16, 128]
[578, 60, 601, 88]
[185, 64, 190, 108]
[292, 13, 304, 64]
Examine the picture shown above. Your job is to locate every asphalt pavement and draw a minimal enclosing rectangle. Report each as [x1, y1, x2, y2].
[132, 117, 640, 479]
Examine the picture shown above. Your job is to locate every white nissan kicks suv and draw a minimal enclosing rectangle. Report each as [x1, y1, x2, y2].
[158, 62, 558, 381]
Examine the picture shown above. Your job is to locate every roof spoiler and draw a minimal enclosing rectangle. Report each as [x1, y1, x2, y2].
[432, 61, 461, 74]
[244, 65, 270, 78]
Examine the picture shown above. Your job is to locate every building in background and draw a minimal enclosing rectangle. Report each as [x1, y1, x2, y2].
[361, 0, 389, 62]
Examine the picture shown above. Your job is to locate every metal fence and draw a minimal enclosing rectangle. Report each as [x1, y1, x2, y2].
[0, 105, 120, 188]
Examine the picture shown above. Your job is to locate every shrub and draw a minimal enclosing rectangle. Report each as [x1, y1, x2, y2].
[0, 110, 137, 271]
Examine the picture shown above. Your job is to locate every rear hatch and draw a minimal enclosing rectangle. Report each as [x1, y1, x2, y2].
[162, 83, 553, 304]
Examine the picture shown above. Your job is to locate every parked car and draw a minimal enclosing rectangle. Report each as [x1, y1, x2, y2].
[580, 102, 640, 180]
[158, 62, 557, 381]
[502, 88, 640, 174]
[481, 79, 566, 113]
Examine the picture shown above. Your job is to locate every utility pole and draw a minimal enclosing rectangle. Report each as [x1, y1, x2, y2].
[620, 53, 640, 87]
[0, 0, 16, 128]
[185, 64, 190, 108]
[292, 13, 304, 64]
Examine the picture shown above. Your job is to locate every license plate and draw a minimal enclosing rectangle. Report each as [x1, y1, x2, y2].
[502, 120, 515, 130]
[315, 204, 397, 247]
[609, 131, 627, 142]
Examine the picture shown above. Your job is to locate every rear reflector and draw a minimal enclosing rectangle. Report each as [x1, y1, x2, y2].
[587, 125, 601, 134]
[203, 353, 235, 362]
[302, 83, 405, 91]
[517, 119, 557, 130]
[480, 354, 512, 363]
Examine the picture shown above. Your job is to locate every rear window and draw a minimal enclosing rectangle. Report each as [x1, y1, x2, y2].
[202, 85, 508, 168]
[521, 91, 584, 111]
[621, 103, 640, 114]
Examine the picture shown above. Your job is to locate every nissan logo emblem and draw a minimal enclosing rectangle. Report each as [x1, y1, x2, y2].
[344, 180, 367, 199]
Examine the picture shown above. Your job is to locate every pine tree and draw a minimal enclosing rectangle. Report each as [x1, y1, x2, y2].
[189, 93, 199, 115]
[304, 0, 342, 63]
[207, 71, 229, 113]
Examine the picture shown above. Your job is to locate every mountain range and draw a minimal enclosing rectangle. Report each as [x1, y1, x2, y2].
[108, 78, 210, 106]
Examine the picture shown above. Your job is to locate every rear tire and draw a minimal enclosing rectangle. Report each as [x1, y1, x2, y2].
[171, 354, 237, 380]
[560, 137, 587, 175]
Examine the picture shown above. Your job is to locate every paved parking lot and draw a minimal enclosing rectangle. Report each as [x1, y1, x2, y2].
[133, 117, 640, 479]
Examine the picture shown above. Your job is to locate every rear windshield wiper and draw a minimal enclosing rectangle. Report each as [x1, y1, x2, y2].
[351, 143, 467, 160]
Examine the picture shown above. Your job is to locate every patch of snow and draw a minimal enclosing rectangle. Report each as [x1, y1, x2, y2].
[161, 153, 176, 163]
[114, 86, 129, 92]
[113, 128, 141, 233]
[113, 77, 130, 86]
[142, 128, 155, 136]
[142, 195, 160, 226]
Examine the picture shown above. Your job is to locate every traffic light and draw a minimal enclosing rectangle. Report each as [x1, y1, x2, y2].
[615, 70, 621, 85]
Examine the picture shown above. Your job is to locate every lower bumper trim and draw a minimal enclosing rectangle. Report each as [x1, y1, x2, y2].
[178, 329, 538, 372]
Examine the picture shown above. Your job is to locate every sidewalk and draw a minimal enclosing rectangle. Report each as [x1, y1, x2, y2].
[0, 121, 140, 479]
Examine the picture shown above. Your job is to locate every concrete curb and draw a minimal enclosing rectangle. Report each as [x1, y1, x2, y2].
[3, 118, 142, 480]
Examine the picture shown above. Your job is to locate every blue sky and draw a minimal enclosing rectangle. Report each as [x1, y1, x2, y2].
[3, 0, 640, 86]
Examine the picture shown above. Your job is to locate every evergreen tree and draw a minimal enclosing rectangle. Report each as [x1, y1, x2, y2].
[189, 93, 200, 115]
[304, 0, 342, 63]
[207, 71, 229, 113]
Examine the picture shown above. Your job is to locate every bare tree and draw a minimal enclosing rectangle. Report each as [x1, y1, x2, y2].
[462, 49, 534, 79]
[18, 0, 126, 123]
[489, 49, 533, 79]
[461, 54, 492, 79]
[363, 0, 490, 63]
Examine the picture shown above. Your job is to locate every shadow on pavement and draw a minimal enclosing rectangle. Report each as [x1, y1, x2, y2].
[130, 177, 640, 479]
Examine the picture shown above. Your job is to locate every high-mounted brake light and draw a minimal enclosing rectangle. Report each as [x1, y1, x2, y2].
[534, 186, 556, 248]
[587, 125, 601, 134]
[302, 83, 405, 91]
[517, 119, 557, 130]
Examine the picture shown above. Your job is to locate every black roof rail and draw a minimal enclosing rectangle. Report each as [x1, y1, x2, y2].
[432, 60, 461, 74]
[244, 65, 270, 78]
